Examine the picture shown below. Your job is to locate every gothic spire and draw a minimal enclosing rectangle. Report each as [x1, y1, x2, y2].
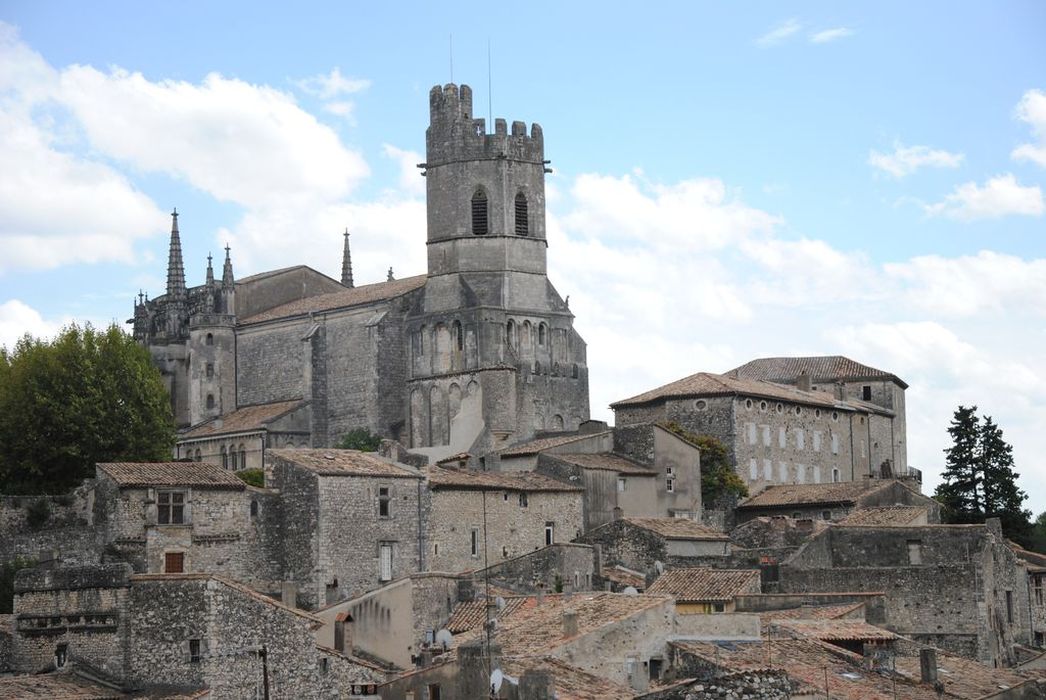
[205, 253, 215, 286]
[341, 228, 354, 288]
[222, 244, 235, 287]
[166, 208, 186, 301]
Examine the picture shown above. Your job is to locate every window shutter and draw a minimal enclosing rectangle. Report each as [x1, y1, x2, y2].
[145, 488, 157, 526]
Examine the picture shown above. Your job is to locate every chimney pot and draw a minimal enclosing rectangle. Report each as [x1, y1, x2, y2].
[920, 647, 938, 684]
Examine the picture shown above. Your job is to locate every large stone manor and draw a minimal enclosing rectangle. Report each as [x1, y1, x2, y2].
[132, 83, 590, 463]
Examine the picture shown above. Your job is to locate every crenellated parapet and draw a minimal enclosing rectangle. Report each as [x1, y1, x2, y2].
[426, 83, 544, 166]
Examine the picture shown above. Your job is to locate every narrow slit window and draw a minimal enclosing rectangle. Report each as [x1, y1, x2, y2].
[471, 190, 488, 235]
[514, 192, 529, 235]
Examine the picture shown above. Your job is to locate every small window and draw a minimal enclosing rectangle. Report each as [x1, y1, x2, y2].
[538, 323, 547, 346]
[220, 446, 227, 469]
[379, 543, 393, 581]
[189, 639, 201, 663]
[206, 362, 214, 379]
[759, 401, 768, 412]
[907, 540, 922, 565]
[205, 333, 213, 346]
[694, 400, 707, 410]
[815, 409, 821, 418]
[792, 512, 802, 518]
[821, 510, 832, 521]
[617, 477, 627, 492]
[471, 189, 488, 235]
[506, 320, 515, 347]
[158, 491, 186, 525]
[239, 445, 246, 469]
[194, 449, 201, 462]
[428, 684, 442, 700]
[712, 602, 725, 613]
[745, 399, 753, 410]
[795, 406, 802, 416]
[572, 363, 579, 378]
[545, 522, 555, 546]
[320, 657, 329, 675]
[862, 385, 872, 401]
[515, 192, 529, 235]
[831, 411, 839, 422]
[452, 321, 463, 352]
[165, 551, 185, 573]
[776, 403, 783, 414]
[378, 486, 391, 518]
[832, 468, 840, 483]
[1006, 590, 1014, 624]
[470, 529, 480, 557]
[518, 492, 528, 507]
[55, 643, 68, 668]
[434, 543, 439, 556]
[250, 500, 258, 518]
[206, 394, 214, 409]
[666, 478, 675, 493]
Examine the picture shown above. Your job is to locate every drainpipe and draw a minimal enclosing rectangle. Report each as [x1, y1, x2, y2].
[417, 477, 425, 572]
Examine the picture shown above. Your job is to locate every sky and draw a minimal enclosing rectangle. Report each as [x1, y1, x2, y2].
[1, 2, 1044, 510]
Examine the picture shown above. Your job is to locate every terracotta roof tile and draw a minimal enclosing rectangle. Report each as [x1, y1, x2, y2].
[611, 372, 891, 414]
[181, 399, 306, 439]
[728, 355, 908, 389]
[737, 481, 883, 509]
[647, 568, 760, 602]
[502, 657, 634, 700]
[0, 674, 124, 699]
[549, 452, 656, 475]
[240, 274, 426, 324]
[427, 466, 582, 492]
[838, 506, 927, 526]
[622, 517, 730, 540]
[269, 448, 422, 479]
[601, 565, 646, 589]
[759, 602, 866, 622]
[498, 432, 610, 457]
[97, 462, 245, 489]
[446, 596, 531, 633]
[773, 619, 897, 642]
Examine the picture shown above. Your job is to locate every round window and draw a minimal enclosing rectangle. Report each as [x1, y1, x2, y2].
[759, 401, 768, 412]
[815, 409, 821, 418]
[831, 411, 839, 421]
[695, 400, 708, 411]
[795, 406, 802, 415]
[776, 403, 783, 414]
[745, 399, 753, 410]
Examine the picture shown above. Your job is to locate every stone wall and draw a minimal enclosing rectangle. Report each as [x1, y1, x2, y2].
[473, 543, 598, 594]
[236, 321, 306, 406]
[0, 488, 99, 570]
[637, 670, 792, 700]
[577, 519, 668, 580]
[428, 486, 582, 575]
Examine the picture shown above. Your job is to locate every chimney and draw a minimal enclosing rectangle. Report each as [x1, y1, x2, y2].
[281, 581, 298, 608]
[985, 517, 1003, 538]
[797, 372, 812, 392]
[612, 506, 623, 521]
[334, 612, 353, 655]
[519, 669, 554, 700]
[920, 648, 938, 684]
[536, 584, 545, 606]
[457, 578, 476, 602]
[562, 610, 578, 638]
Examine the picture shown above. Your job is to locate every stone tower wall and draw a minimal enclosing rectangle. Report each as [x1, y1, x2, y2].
[187, 317, 236, 426]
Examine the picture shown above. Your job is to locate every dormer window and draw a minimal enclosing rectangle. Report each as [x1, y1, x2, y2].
[471, 189, 488, 235]
[514, 192, 529, 235]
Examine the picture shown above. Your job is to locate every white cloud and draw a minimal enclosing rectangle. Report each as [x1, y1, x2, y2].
[0, 299, 67, 350]
[295, 68, 370, 100]
[925, 174, 1043, 220]
[1012, 88, 1046, 167]
[756, 19, 802, 47]
[382, 144, 425, 196]
[809, 27, 853, 44]
[868, 142, 964, 178]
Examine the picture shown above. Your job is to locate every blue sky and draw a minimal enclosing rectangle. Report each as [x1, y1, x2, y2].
[1, 2, 1044, 510]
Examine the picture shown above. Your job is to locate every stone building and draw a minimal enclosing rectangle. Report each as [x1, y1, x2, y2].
[426, 466, 584, 574]
[264, 448, 428, 608]
[646, 568, 762, 614]
[577, 517, 731, 581]
[611, 360, 909, 490]
[173, 399, 310, 469]
[134, 82, 589, 463]
[776, 518, 1031, 666]
[9, 563, 383, 697]
[733, 478, 940, 524]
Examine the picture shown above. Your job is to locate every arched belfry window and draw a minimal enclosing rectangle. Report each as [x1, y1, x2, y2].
[452, 320, 464, 352]
[471, 189, 488, 235]
[514, 192, 529, 236]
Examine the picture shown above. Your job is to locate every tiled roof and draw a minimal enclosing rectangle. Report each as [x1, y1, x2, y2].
[450, 592, 671, 656]
[181, 399, 306, 439]
[548, 452, 655, 475]
[773, 619, 897, 642]
[759, 602, 866, 622]
[240, 275, 426, 324]
[647, 568, 760, 601]
[737, 481, 883, 509]
[498, 432, 610, 457]
[97, 462, 245, 489]
[622, 517, 730, 541]
[611, 372, 890, 414]
[502, 656, 634, 700]
[1011, 544, 1046, 572]
[427, 466, 582, 492]
[893, 650, 1038, 698]
[601, 565, 646, 589]
[728, 355, 908, 389]
[268, 448, 423, 479]
[446, 596, 531, 633]
[0, 674, 125, 699]
[838, 506, 927, 526]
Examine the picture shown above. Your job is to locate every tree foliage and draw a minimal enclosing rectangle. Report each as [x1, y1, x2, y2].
[934, 405, 1031, 545]
[336, 427, 382, 452]
[662, 422, 748, 505]
[0, 556, 36, 614]
[0, 324, 175, 494]
[236, 468, 265, 488]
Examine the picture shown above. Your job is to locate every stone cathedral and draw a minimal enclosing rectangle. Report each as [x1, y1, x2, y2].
[132, 83, 590, 464]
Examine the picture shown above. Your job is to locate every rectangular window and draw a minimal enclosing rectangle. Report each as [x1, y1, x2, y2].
[379, 543, 393, 581]
[749, 458, 758, 480]
[862, 385, 872, 401]
[205, 363, 214, 379]
[763, 459, 772, 481]
[831, 433, 839, 455]
[747, 423, 757, 445]
[813, 466, 821, 483]
[821, 510, 832, 521]
[158, 491, 186, 525]
[1036, 576, 1044, 606]
[55, 643, 68, 668]
[907, 540, 922, 565]
[545, 522, 555, 546]
[519, 492, 529, 507]
[796, 430, 805, 450]
[378, 486, 391, 518]
[779, 462, 788, 482]
[1006, 591, 1014, 624]
[778, 427, 786, 448]
[796, 464, 805, 483]
[617, 478, 626, 492]
[813, 431, 821, 452]
[428, 684, 442, 700]
[470, 529, 479, 558]
[666, 477, 675, 493]
[165, 551, 185, 573]
[189, 639, 201, 663]
[761, 425, 771, 446]
[861, 440, 866, 458]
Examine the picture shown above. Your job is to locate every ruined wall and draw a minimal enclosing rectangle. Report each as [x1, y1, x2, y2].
[0, 489, 99, 569]
[577, 520, 667, 579]
[475, 543, 598, 594]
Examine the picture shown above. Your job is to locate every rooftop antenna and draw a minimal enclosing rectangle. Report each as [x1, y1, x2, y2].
[487, 38, 493, 127]
[449, 34, 454, 83]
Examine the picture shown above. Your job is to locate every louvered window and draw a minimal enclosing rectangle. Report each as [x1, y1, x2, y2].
[514, 192, 528, 235]
[471, 190, 488, 235]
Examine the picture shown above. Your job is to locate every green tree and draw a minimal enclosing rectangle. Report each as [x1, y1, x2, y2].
[0, 323, 175, 494]
[662, 422, 748, 505]
[336, 427, 382, 452]
[934, 405, 1031, 544]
